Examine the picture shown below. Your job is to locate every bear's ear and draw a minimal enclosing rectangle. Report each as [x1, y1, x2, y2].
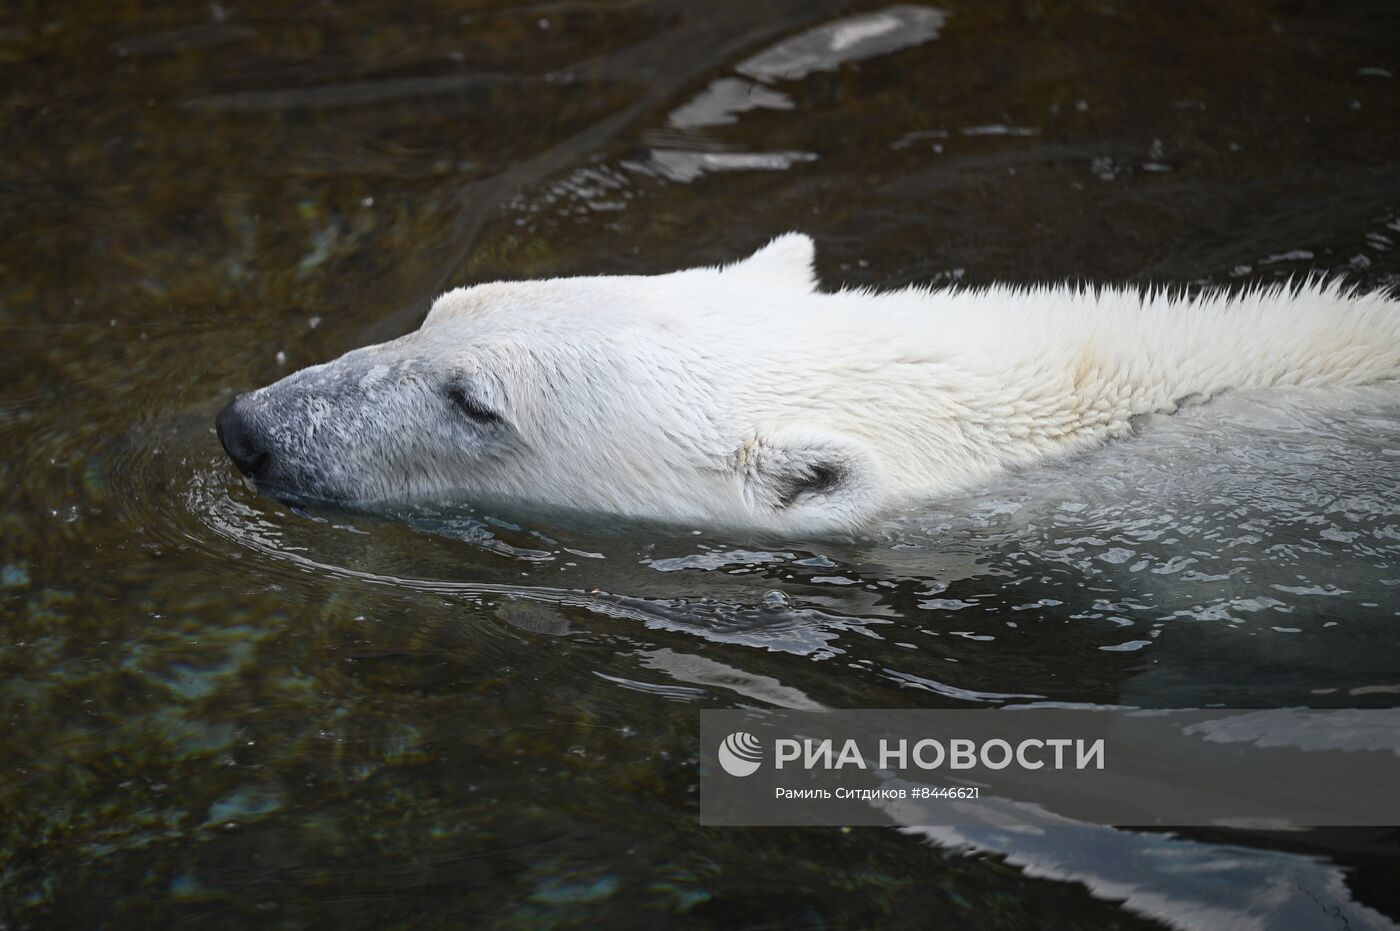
[726, 233, 818, 292]
[737, 425, 883, 535]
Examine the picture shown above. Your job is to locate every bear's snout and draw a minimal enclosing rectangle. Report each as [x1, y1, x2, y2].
[216, 397, 272, 481]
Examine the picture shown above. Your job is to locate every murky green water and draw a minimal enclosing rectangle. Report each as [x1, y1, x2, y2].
[3, 2, 1400, 928]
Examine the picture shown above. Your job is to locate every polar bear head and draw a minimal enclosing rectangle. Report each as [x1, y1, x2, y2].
[216, 234, 891, 536]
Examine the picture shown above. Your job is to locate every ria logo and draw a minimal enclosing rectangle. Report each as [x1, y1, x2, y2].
[718, 731, 764, 777]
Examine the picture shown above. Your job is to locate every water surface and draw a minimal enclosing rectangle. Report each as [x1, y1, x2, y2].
[3, 1, 1400, 928]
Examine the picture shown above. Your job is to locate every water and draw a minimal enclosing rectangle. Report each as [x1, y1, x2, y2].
[3, 1, 1399, 928]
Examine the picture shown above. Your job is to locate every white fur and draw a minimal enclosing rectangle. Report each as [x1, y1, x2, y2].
[237, 233, 1400, 536]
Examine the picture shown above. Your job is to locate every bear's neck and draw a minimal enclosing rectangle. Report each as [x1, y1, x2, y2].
[759, 280, 1400, 498]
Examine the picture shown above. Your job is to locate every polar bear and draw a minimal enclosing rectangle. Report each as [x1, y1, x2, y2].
[216, 234, 1400, 535]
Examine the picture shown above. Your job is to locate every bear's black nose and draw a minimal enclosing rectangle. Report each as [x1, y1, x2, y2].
[216, 398, 271, 480]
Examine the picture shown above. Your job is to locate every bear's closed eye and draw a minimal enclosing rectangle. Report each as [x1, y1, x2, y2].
[446, 384, 502, 426]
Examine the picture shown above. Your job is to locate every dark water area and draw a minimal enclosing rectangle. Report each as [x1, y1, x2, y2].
[3, 1, 1400, 928]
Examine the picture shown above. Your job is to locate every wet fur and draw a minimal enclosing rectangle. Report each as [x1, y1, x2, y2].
[227, 234, 1400, 535]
